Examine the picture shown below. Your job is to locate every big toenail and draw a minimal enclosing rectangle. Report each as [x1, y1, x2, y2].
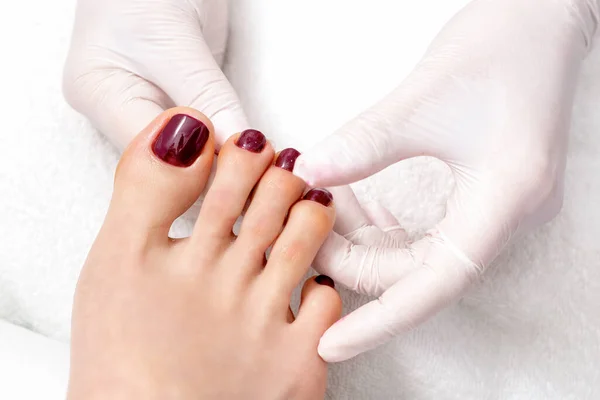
[303, 188, 333, 207]
[153, 114, 210, 167]
[236, 129, 267, 153]
[315, 275, 335, 288]
[275, 148, 301, 172]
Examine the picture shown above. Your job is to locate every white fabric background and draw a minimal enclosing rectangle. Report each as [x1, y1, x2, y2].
[1, 0, 599, 399]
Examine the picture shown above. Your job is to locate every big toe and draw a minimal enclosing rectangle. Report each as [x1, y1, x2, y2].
[106, 107, 215, 241]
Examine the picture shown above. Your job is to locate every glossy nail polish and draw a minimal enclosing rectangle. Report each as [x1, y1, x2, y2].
[153, 114, 210, 167]
[236, 129, 267, 153]
[315, 275, 335, 288]
[275, 148, 301, 172]
[303, 188, 333, 207]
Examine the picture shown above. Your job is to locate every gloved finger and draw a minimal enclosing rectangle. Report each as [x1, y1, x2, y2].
[145, 15, 248, 148]
[362, 200, 402, 231]
[317, 231, 480, 362]
[314, 182, 495, 298]
[317, 180, 511, 362]
[329, 186, 403, 248]
[63, 66, 170, 150]
[293, 71, 438, 187]
[329, 186, 372, 235]
[361, 200, 407, 243]
[313, 232, 415, 296]
[200, 0, 231, 67]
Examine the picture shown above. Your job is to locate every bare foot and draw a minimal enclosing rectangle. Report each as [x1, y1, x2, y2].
[67, 108, 342, 400]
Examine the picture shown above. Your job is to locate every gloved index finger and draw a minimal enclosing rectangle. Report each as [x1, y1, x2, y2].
[317, 236, 476, 362]
[313, 231, 416, 297]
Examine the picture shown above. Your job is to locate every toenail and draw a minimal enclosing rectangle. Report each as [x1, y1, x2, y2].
[315, 275, 335, 288]
[275, 148, 301, 172]
[236, 129, 267, 153]
[153, 114, 210, 167]
[303, 188, 333, 207]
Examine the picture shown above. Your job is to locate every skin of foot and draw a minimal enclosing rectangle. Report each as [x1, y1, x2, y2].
[67, 107, 342, 400]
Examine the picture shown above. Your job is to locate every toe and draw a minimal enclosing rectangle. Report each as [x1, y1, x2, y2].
[294, 276, 342, 337]
[107, 107, 215, 239]
[258, 188, 335, 311]
[192, 129, 275, 248]
[233, 148, 305, 272]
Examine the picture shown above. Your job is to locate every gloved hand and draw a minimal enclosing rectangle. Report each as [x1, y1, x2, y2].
[63, 0, 247, 149]
[294, 0, 600, 362]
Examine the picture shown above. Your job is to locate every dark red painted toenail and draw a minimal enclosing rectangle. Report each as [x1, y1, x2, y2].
[315, 275, 335, 288]
[275, 148, 301, 172]
[236, 129, 267, 153]
[303, 188, 333, 207]
[153, 114, 210, 167]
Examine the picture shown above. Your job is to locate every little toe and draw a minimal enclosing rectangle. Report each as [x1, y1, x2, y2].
[294, 276, 342, 338]
[106, 107, 214, 241]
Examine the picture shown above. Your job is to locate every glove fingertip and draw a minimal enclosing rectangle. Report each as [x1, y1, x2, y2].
[209, 110, 250, 149]
[293, 154, 352, 188]
[317, 331, 350, 363]
[292, 157, 317, 187]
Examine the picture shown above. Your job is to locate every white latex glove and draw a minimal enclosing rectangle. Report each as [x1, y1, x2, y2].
[293, 0, 600, 362]
[63, 0, 247, 149]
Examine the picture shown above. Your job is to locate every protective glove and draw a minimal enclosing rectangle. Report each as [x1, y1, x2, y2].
[63, 0, 247, 149]
[293, 0, 600, 362]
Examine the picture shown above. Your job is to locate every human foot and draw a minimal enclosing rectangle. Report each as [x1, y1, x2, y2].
[67, 108, 341, 400]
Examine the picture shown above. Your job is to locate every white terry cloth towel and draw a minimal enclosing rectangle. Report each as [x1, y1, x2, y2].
[1, 0, 600, 399]
[0, 320, 69, 399]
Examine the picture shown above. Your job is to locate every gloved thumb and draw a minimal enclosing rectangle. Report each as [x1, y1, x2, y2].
[293, 77, 439, 187]
[63, 60, 170, 150]
[136, 8, 249, 148]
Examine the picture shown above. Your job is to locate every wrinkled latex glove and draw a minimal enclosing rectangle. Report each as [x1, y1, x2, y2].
[294, 0, 600, 362]
[64, 0, 247, 149]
